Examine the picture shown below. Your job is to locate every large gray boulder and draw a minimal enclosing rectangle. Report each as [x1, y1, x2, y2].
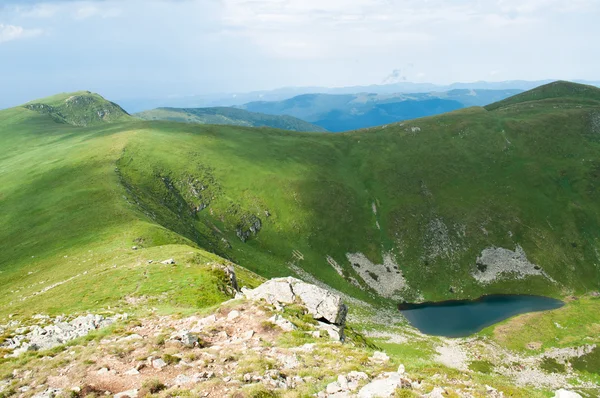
[244, 277, 347, 326]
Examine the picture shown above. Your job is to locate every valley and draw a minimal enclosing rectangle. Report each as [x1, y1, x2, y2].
[0, 81, 599, 397]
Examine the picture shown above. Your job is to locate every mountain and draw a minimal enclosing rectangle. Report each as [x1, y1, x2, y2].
[23, 91, 131, 127]
[1, 82, 600, 396]
[134, 106, 328, 132]
[2, 81, 600, 311]
[240, 89, 522, 132]
[113, 80, 600, 113]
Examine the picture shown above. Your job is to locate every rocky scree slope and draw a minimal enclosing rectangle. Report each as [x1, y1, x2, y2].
[1, 273, 590, 398]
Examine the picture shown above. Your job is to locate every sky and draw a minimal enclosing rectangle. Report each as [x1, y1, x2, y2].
[0, 0, 599, 107]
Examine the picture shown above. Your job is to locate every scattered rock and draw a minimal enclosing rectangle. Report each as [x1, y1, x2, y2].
[114, 390, 138, 398]
[32, 388, 63, 398]
[358, 372, 402, 398]
[369, 351, 390, 363]
[170, 331, 198, 347]
[152, 358, 167, 369]
[161, 259, 175, 265]
[554, 390, 582, 398]
[227, 310, 240, 321]
[425, 387, 446, 398]
[269, 314, 296, 332]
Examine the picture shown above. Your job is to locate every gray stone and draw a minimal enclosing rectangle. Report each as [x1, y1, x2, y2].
[357, 372, 401, 398]
[244, 277, 347, 325]
[269, 314, 296, 332]
[114, 390, 138, 398]
[317, 321, 344, 341]
[425, 387, 445, 398]
[161, 259, 175, 265]
[227, 310, 240, 320]
[369, 351, 390, 363]
[326, 382, 343, 394]
[152, 358, 167, 369]
[32, 388, 63, 398]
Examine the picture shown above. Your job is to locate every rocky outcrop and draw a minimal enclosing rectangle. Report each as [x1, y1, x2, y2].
[2, 314, 126, 356]
[243, 277, 347, 325]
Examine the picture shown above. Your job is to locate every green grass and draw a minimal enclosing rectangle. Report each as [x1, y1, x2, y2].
[540, 357, 566, 374]
[481, 295, 600, 352]
[1, 81, 600, 322]
[572, 346, 600, 375]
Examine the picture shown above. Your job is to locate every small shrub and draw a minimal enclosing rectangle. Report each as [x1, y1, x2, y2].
[162, 353, 181, 365]
[140, 379, 167, 396]
[0, 389, 16, 398]
[540, 357, 566, 373]
[155, 334, 167, 346]
[260, 321, 276, 332]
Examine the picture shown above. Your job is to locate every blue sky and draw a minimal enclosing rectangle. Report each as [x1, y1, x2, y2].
[0, 0, 599, 107]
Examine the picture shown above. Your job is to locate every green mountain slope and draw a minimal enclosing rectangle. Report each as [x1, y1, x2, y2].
[23, 91, 131, 126]
[485, 80, 600, 111]
[134, 106, 328, 132]
[1, 82, 600, 319]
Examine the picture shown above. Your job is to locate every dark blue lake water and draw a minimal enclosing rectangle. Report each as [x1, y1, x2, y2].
[399, 295, 564, 338]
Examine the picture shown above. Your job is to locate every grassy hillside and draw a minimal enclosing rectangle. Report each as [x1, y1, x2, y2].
[134, 106, 328, 132]
[1, 82, 600, 320]
[240, 89, 521, 132]
[23, 91, 131, 126]
[485, 80, 600, 111]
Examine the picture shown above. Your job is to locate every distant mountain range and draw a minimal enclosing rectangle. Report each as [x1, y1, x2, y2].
[238, 89, 523, 132]
[115, 80, 600, 114]
[134, 107, 327, 132]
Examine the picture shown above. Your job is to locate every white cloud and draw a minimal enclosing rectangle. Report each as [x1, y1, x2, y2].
[0, 24, 42, 44]
[73, 4, 122, 20]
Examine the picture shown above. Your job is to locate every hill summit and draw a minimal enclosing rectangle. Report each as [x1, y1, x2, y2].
[485, 81, 600, 111]
[23, 91, 130, 127]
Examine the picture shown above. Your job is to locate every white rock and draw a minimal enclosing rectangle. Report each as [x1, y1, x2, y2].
[124, 369, 140, 376]
[174, 374, 192, 385]
[347, 371, 369, 381]
[317, 321, 343, 341]
[370, 351, 390, 363]
[269, 315, 296, 332]
[326, 382, 342, 394]
[397, 364, 405, 375]
[97, 367, 110, 375]
[554, 390, 583, 398]
[227, 310, 240, 320]
[152, 358, 167, 369]
[114, 390, 138, 398]
[191, 315, 217, 332]
[425, 387, 445, 398]
[161, 259, 175, 265]
[32, 388, 63, 398]
[338, 375, 349, 390]
[242, 330, 255, 340]
[357, 372, 401, 398]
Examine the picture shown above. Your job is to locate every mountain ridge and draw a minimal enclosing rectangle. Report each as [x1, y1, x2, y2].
[134, 106, 328, 132]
